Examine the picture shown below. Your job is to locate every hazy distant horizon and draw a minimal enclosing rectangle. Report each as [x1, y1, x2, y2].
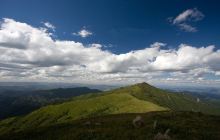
[0, 80, 219, 90]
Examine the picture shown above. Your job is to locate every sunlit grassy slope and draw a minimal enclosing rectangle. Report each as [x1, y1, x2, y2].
[0, 82, 220, 136]
[110, 83, 220, 114]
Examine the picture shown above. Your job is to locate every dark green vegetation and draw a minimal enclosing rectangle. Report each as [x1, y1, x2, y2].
[0, 87, 101, 119]
[0, 82, 220, 140]
[1, 111, 220, 140]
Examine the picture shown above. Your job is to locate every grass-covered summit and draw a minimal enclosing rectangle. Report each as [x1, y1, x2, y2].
[0, 82, 220, 135]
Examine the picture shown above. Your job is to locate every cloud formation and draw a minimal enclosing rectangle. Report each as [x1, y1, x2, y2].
[42, 22, 56, 31]
[169, 8, 204, 32]
[0, 18, 219, 85]
[73, 28, 92, 38]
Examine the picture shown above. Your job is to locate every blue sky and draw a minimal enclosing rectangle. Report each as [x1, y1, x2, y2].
[0, 0, 220, 86]
[1, 0, 220, 52]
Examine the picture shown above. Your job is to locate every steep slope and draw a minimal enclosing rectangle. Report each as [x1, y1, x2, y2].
[0, 82, 220, 135]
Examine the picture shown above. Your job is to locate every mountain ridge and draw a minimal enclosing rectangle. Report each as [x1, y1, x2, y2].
[0, 82, 220, 136]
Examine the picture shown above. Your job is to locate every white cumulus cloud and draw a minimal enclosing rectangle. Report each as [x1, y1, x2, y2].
[169, 8, 204, 32]
[0, 18, 219, 85]
[73, 28, 92, 38]
[42, 22, 56, 31]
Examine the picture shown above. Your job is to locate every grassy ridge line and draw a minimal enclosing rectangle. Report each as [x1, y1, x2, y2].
[116, 83, 220, 115]
[0, 93, 167, 134]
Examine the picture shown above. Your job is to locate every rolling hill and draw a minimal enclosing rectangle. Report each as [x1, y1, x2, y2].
[0, 82, 220, 138]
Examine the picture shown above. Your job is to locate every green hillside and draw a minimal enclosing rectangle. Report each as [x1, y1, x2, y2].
[1, 111, 220, 140]
[0, 82, 220, 136]
[0, 90, 167, 134]
[111, 83, 220, 114]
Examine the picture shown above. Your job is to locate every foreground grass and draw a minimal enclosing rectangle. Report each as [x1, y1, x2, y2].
[1, 111, 220, 140]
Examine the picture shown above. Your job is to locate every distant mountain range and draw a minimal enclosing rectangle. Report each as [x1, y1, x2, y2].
[0, 82, 118, 92]
[0, 87, 101, 119]
[0, 82, 220, 140]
